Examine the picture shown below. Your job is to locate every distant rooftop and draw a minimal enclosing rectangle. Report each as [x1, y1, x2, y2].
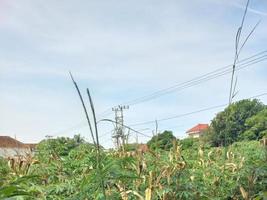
[186, 124, 209, 134]
[0, 136, 37, 148]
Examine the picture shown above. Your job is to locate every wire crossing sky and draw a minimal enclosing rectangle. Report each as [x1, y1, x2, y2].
[51, 52, 267, 137]
[0, 0, 266, 148]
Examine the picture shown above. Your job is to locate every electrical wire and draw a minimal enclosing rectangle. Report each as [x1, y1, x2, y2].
[99, 92, 267, 142]
[98, 50, 267, 116]
[49, 53, 267, 137]
[129, 92, 267, 126]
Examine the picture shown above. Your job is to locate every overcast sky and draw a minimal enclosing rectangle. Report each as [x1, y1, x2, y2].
[0, 0, 266, 148]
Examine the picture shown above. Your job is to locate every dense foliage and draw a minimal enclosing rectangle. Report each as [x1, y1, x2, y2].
[243, 108, 267, 140]
[1, 135, 266, 199]
[147, 130, 176, 150]
[1, 99, 267, 199]
[37, 134, 86, 157]
[179, 137, 199, 150]
[208, 99, 266, 146]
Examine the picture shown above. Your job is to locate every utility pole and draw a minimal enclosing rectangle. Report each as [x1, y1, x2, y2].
[112, 105, 129, 150]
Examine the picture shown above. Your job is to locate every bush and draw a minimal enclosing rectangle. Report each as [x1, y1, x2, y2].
[147, 130, 176, 150]
[179, 137, 199, 150]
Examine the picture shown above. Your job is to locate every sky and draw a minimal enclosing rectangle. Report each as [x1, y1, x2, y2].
[0, 0, 267, 148]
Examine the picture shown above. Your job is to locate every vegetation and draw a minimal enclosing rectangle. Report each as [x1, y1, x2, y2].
[1, 99, 267, 199]
[208, 99, 266, 146]
[1, 136, 267, 199]
[243, 108, 267, 140]
[179, 137, 200, 150]
[147, 130, 176, 150]
[0, 158, 9, 175]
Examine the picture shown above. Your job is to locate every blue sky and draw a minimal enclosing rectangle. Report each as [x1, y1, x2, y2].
[0, 0, 267, 148]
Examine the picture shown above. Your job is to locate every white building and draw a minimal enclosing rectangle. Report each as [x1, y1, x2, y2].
[186, 124, 209, 138]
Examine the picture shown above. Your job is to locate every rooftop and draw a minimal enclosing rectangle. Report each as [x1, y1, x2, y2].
[186, 124, 209, 134]
[0, 136, 36, 148]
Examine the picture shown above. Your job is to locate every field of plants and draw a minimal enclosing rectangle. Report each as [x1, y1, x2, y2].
[1, 99, 267, 199]
[1, 0, 267, 199]
[0, 137, 266, 200]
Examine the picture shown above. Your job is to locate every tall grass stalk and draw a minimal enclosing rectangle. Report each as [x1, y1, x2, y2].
[69, 72, 96, 145]
[69, 72, 106, 199]
[86, 88, 106, 199]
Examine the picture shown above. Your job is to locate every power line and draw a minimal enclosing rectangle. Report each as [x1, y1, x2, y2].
[130, 105, 226, 126]
[51, 92, 267, 143]
[126, 55, 267, 106]
[48, 53, 267, 138]
[97, 118, 152, 138]
[98, 50, 267, 116]
[99, 128, 152, 142]
[99, 55, 267, 119]
[129, 92, 267, 126]
[99, 92, 267, 143]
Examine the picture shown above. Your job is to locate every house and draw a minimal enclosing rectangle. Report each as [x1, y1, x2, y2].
[0, 136, 37, 158]
[186, 124, 209, 138]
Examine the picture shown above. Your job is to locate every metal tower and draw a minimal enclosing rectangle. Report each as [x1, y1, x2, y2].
[112, 105, 129, 149]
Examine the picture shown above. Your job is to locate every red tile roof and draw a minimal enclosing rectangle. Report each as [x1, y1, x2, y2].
[0, 136, 26, 148]
[186, 124, 209, 134]
[0, 136, 37, 148]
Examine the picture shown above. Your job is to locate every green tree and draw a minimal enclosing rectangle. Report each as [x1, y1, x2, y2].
[209, 99, 265, 146]
[242, 108, 267, 140]
[147, 130, 176, 150]
[179, 137, 199, 150]
[36, 134, 86, 161]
